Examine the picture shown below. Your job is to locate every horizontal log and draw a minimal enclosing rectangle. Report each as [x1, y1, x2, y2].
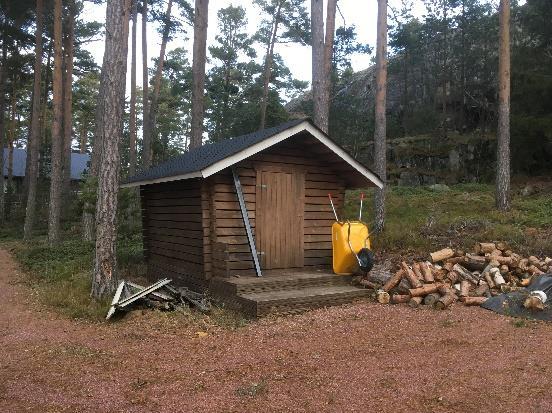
[430, 248, 455, 263]
[409, 283, 442, 297]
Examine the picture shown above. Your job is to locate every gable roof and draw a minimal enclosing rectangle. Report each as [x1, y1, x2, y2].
[3, 148, 90, 180]
[123, 119, 383, 189]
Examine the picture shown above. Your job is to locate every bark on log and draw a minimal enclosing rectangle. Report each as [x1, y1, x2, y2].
[391, 294, 410, 304]
[452, 264, 478, 284]
[484, 273, 496, 289]
[528, 265, 544, 276]
[435, 294, 457, 310]
[524, 295, 545, 311]
[420, 262, 434, 283]
[430, 248, 455, 263]
[473, 283, 490, 297]
[479, 242, 496, 254]
[401, 262, 423, 289]
[445, 256, 466, 265]
[359, 279, 379, 289]
[446, 271, 459, 284]
[460, 280, 470, 297]
[408, 296, 423, 308]
[409, 283, 442, 297]
[412, 262, 424, 281]
[382, 269, 404, 292]
[463, 296, 487, 306]
[464, 254, 487, 271]
[423, 293, 441, 306]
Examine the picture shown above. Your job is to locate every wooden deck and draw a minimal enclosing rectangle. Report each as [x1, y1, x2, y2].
[209, 271, 371, 317]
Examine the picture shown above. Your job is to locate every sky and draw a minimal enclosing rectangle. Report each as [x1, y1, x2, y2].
[81, 0, 431, 97]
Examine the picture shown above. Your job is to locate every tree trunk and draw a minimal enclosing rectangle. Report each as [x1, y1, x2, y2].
[129, 0, 138, 176]
[6, 79, 17, 218]
[189, 0, 209, 149]
[62, 0, 76, 197]
[24, 0, 44, 240]
[259, 3, 281, 131]
[319, 0, 337, 134]
[0, 43, 6, 224]
[496, 0, 510, 211]
[47, 0, 64, 245]
[310, 0, 324, 130]
[92, 0, 131, 299]
[79, 120, 88, 153]
[373, 0, 388, 232]
[41, 40, 52, 145]
[146, 0, 172, 162]
[141, 0, 151, 168]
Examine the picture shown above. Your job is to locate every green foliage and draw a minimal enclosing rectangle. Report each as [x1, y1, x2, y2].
[7, 235, 145, 320]
[344, 184, 552, 255]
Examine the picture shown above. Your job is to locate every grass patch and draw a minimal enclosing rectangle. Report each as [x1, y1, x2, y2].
[345, 184, 552, 255]
[5, 236, 145, 321]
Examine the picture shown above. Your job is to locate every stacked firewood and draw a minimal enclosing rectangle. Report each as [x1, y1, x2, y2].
[363, 242, 552, 310]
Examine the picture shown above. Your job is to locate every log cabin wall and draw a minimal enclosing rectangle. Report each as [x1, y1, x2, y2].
[140, 179, 210, 291]
[210, 134, 346, 278]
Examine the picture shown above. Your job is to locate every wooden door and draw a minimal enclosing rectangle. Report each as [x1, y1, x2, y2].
[256, 168, 304, 269]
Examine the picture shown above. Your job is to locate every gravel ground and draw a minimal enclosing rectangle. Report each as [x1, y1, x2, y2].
[2, 248, 552, 413]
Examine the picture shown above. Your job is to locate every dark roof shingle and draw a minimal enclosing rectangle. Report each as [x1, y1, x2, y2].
[126, 118, 307, 184]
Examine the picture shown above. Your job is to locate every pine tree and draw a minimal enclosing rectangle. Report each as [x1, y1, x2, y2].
[91, 0, 131, 299]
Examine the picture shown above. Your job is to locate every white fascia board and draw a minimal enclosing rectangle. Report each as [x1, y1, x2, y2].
[199, 122, 309, 178]
[122, 120, 384, 189]
[303, 123, 384, 189]
[120, 171, 202, 188]
[201, 121, 383, 188]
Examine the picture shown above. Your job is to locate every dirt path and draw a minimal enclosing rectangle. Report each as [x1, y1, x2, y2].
[2, 248, 552, 412]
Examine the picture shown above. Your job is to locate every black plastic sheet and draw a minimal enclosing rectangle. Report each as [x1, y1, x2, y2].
[481, 274, 552, 321]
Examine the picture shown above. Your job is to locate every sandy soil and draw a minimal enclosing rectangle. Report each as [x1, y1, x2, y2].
[2, 248, 552, 413]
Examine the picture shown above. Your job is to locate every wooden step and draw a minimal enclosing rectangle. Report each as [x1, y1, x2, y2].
[211, 272, 353, 296]
[238, 285, 371, 317]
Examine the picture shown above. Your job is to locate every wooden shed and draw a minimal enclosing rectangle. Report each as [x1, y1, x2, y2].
[123, 119, 383, 316]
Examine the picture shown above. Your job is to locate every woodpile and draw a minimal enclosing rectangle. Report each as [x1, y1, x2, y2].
[366, 242, 551, 311]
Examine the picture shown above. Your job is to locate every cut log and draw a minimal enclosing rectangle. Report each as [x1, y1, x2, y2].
[401, 262, 423, 289]
[435, 294, 457, 310]
[528, 256, 540, 266]
[464, 254, 487, 271]
[408, 296, 423, 308]
[420, 262, 434, 283]
[391, 294, 411, 304]
[430, 248, 454, 263]
[412, 263, 424, 281]
[409, 283, 442, 297]
[463, 296, 487, 306]
[524, 295, 545, 311]
[423, 293, 441, 306]
[382, 269, 404, 292]
[452, 263, 478, 284]
[499, 264, 509, 275]
[446, 271, 459, 284]
[479, 242, 496, 254]
[473, 283, 490, 297]
[503, 249, 513, 257]
[528, 265, 544, 276]
[376, 290, 390, 304]
[438, 284, 456, 296]
[496, 241, 509, 251]
[484, 273, 496, 289]
[445, 256, 466, 265]
[460, 280, 470, 298]
[518, 258, 529, 271]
